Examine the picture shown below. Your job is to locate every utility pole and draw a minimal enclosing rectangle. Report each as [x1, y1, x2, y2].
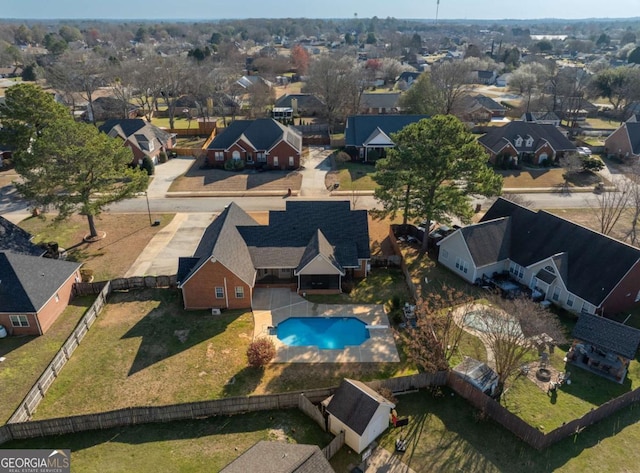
[435, 0, 440, 26]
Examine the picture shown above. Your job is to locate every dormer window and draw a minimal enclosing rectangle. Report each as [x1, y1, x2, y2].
[544, 265, 555, 274]
[525, 136, 534, 147]
[514, 136, 523, 147]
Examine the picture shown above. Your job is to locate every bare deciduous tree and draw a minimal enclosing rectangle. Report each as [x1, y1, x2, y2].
[401, 285, 476, 373]
[469, 297, 566, 396]
[588, 176, 631, 235]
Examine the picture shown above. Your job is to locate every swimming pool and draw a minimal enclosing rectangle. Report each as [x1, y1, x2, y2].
[276, 317, 370, 349]
[463, 310, 522, 336]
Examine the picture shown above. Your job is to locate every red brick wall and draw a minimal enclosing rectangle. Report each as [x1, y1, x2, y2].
[0, 269, 80, 336]
[602, 260, 640, 315]
[268, 140, 300, 169]
[353, 259, 368, 278]
[0, 313, 39, 336]
[181, 260, 252, 310]
[605, 126, 635, 158]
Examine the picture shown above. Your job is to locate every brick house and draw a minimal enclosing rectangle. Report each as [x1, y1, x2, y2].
[99, 119, 175, 166]
[205, 119, 302, 170]
[478, 121, 576, 166]
[437, 198, 640, 316]
[0, 252, 82, 336]
[604, 121, 640, 161]
[177, 201, 370, 310]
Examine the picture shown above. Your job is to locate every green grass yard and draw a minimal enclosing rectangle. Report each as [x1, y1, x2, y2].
[0, 297, 94, 424]
[4, 409, 332, 473]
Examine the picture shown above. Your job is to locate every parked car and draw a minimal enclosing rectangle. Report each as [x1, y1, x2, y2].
[577, 146, 592, 156]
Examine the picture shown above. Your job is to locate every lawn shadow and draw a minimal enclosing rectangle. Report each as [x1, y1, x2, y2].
[390, 387, 640, 473]
[3, 409, 332, 455]
[222, 365, 267, 397]
[122, 304, 245, 376]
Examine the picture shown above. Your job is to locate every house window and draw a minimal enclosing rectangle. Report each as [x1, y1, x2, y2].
[215, 151, 224, 161]
[246, 154, 254, 163]
[441, 249, 449, 260]
[566, 294, 575, 307]
[552, 286, 561, 301]
[455, 257, 469, 274]
[544, 265, 555, 274]
[509, 262, 524, 279]
[215, 287, 224, 299]
[289, 156, 294, 167]
[10, 315, 29, 328]
[514, 136, 523, 147]
[273, 156, 279, 167]
[235, 286, 244, 298]
[583, 303, 595, 314]
[232, 150, 241, 160]
[525, 136, 533, 147]
[257, 152, 266, 162]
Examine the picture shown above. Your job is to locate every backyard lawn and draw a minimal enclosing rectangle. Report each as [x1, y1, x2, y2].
[32, 288, 417, 419]
[5, 409, 332, 473]
[0, 296, 94, 424]
[365, 389, 640, 473]
[19, 213, 175, 281]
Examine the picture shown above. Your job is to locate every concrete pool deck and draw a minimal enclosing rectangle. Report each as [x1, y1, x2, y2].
[252, 288, 400, 363]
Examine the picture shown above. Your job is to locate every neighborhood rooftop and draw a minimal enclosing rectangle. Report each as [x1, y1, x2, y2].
[572, 312, 640, 360]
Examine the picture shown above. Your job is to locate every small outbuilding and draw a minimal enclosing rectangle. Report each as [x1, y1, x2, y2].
[567, 313, 640, 383]
[322, 379, 395, 454]
[453, 357, 499, 396]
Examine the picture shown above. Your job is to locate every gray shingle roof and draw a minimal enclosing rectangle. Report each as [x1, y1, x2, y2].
[478, 121, 576, 154]
[572, 312, 640, 359]
[359, 93, 401, 110]
[220, 441, 335, 473]
[472, 94, 505, 112]
[477, 198, 640, 307]
[0, 252, 81, 313]
[326, 379, 393, 436]
[0, 216, 45, 257]
[207, 119, 302, 153]
[296, 229, 344, 274]
[274, 93, 324, 110]
[178, 203, 258, 287]
[99, 119, 171, 156]
[460, 218, 511, 267]
[345, 115, 429, 148]
[240, 201, 370, 269]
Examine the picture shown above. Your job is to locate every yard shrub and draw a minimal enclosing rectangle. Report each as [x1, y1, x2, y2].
[141, 156, 155, 175]
[334, 151, 351, 163]
[158, 151, 168, 164]
[247, 338, 276, 368]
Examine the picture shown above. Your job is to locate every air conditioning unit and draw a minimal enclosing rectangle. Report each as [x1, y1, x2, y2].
[211, 308, 221, 315]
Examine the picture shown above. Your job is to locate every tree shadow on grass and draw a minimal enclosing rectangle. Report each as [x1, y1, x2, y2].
[389, 388, 640, 473]
[121, 299, 246, 376]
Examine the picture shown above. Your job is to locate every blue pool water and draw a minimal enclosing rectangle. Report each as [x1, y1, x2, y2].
[277, 317, 370, 349]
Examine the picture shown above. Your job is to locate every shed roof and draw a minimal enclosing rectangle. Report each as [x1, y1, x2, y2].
[221, 441, 334, 473]
[572, 313, 640, 359]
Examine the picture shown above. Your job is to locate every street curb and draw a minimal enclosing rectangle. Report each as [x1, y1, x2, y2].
[165, 190, 301, 198]
[502, 186, 616, 194]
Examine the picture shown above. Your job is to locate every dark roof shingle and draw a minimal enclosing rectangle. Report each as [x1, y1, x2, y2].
[345, 115, 429, 147]
[478, 121, 576, 154]
[572, 313, 640, 359]
[221, 441, 334, 473]
[0, 252, 81, 313]
[0, 216, 45, 257]
[326, 379, 393, 435]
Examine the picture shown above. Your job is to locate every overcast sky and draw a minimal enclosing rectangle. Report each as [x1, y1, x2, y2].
[3, 0, 638, 20]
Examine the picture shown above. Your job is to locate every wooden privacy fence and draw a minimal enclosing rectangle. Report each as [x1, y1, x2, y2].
[7, 282, 112, 424]
[322, 431, 345, 460]
[73, 275, 176, 296]
[0, 388, 335, 445]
